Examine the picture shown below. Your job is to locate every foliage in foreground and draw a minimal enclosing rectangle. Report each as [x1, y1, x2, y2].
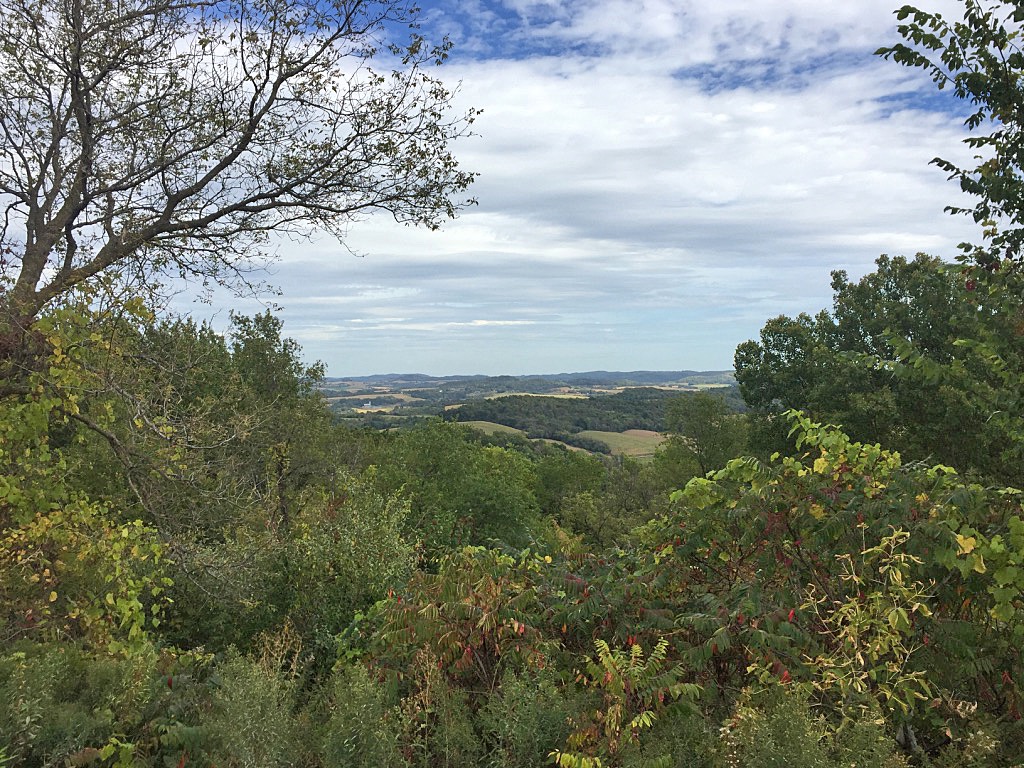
[2, 286, 1023, 766]
[6, 0, 1024, 765]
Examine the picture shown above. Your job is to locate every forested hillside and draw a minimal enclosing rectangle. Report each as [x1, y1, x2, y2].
[451, 387, 739, 443]
[2, 1, 1024, 767]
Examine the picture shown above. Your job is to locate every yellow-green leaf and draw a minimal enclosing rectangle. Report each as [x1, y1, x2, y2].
[956, 533, 977, 555]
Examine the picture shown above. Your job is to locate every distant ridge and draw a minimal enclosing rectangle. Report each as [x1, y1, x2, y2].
[547, 370, 733, 386]
[326, 370, 734, 387]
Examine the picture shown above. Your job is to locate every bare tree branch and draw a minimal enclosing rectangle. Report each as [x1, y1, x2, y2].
[0, 0, 477, 334]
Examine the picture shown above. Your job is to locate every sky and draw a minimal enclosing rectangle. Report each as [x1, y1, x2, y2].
[196, 0, 982, 377]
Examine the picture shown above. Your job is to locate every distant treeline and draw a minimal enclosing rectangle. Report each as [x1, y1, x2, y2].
[449, 386, 744, 443]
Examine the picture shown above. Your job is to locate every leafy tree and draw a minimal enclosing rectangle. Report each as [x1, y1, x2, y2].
[61, 313, 250, 532]
[43, 308, 341, 549]
[875, 1, 1024, 489]
[452, 388, 679, 436]
[0, 0, 476, 386]
[663, 391, 748, 476]
[557, 491, 633, 551]
[0, 296, 173, 654]
[224, 310, 337, 532]
[534, 448, 606, 519]
[876, 1, 1024, 262]
[230, 310, 324, 402]
[373, 421, 543, 557]
[547, 458, 665, 550]
[733, 255, 998, 475]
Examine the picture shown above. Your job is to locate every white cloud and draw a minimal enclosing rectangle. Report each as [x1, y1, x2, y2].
[197, 0, 985, 375]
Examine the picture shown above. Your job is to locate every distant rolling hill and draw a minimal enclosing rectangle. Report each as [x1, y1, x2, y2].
[320, 372, 741, 456]
[323, 370, 734, 393]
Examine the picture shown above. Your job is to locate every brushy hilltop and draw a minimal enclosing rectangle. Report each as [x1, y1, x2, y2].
[3, 1, 1024, 766]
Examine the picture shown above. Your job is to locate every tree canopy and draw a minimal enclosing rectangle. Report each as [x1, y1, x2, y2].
[733, 254, 1005, 477]
[877, 0, 1024, 262]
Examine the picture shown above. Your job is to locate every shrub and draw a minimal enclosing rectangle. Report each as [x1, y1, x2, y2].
[478, 667, 585, 768]
[312, 663, 404, 768]
[0, 643, 158, 767]
[205, 652, 300, 768]
[719, 687, 907, 768]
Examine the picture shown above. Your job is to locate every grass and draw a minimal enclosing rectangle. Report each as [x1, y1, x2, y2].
[461, 420, 526, 435]
[460, 422, 664, 458]
[576, 429, 664, 458]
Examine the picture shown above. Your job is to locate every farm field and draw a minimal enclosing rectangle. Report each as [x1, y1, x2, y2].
[461, 420, 665, 457]
[461, 420, 525, 435]
[323, 372, 742, 462]
[576, 429, 665, 458]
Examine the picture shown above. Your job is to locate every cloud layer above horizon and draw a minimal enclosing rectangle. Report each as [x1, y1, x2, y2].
[202, 0, 982, 376]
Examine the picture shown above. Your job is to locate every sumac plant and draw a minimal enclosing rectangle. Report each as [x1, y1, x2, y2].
[640, 412, 1023, 748]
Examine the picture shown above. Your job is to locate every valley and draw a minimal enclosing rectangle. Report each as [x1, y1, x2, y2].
[319, 370, 737, 457]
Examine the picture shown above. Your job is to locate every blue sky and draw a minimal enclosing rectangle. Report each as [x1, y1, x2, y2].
[200, 0, 981, 376]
